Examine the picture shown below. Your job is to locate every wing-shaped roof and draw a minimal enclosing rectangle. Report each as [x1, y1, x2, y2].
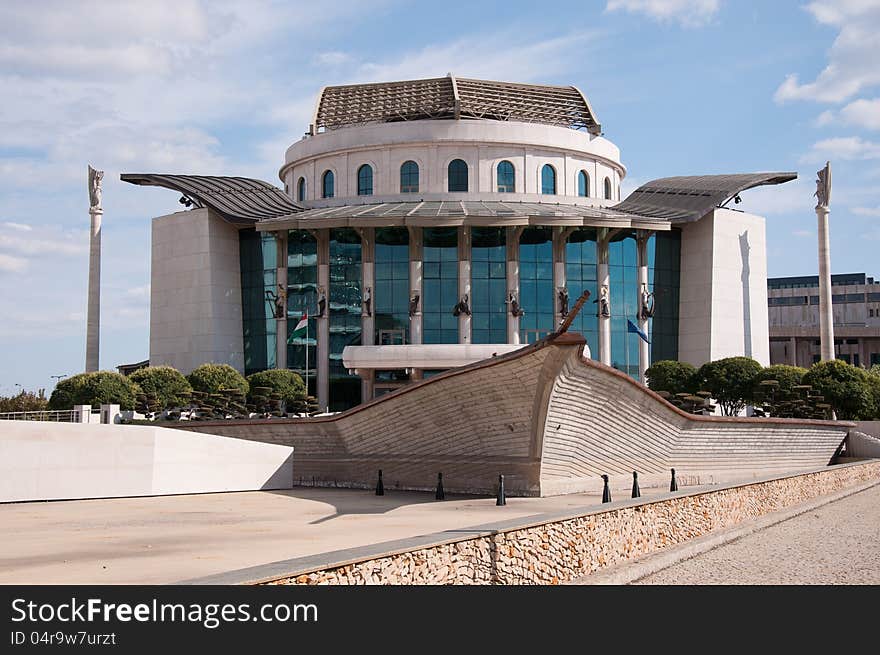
[120, 173, 303, 225]
[614, 172, 797, 223]
[312, 74, 601, 135]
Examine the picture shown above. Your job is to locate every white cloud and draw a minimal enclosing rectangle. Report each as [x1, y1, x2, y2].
[605, 0, 720, 27]
[839, 98, 880, 129]
[804, 136, 880, 161]
[853, 205, 880, 216]
[815, 110, 835, 126]
[0, 254, 28, 273]
[2, 222, 32, 232]
[735, 177, 815, 216]
[775, 1, 880, 103]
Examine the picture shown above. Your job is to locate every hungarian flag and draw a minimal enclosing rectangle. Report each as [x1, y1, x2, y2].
[289, 313, 308, 343]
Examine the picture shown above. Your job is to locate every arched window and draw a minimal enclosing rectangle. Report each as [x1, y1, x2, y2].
[541, 164, 556, 195]
[400, 161, 419, 193]
[578, 170, 589, 197]
[497, 160, 515, 193]
[604, 176, 612, 200]
[448, 159, 468, 192]
[322, 170, 334, 199]
[357, 164, 373, 196]
[297, 177, 306, 202]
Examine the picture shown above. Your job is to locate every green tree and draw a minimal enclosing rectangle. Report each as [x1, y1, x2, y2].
[48, 373, 93, 410]
[866, 367, 880, 420]
[694, 356, 763, 416]
[79, 372, 142, 410]
[0, 389, 48, 413]
[802, 360, 873, 420]
[246, 369, 306, 410]
[187, 363, 249, 396]
[129, 366, 192, 410]
[645, 360, 697, 395]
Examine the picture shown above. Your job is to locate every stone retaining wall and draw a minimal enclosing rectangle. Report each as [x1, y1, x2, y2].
[264, 460, 880, 585]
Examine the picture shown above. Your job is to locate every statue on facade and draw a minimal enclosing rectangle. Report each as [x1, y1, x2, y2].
[265, 284, 287, 319]
[814, 161, 831, 208]
[317, 286, 327, 317]
[558, 287, 569, 319]
[88, 165, 104, 212]
[362, 286, 372, 317]
[409, 291, 420, 317]
[594, 284, 610, 318]
[508, 291, 525, 317]
[639, 283, 655, 320]
[452, 293, 471, 317]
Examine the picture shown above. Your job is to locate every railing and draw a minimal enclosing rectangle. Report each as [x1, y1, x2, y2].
[0, 409, 79, 422]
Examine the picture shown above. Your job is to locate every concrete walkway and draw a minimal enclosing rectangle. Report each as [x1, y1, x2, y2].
[0, 485, 666, 585]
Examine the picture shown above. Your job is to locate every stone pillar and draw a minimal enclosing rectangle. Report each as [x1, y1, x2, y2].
[458, 226, 471, 343]
[85, 207, 102, 372]
[315, 229, 330, 411]
[636, 230, 652, 383]
[553, 226, 576, 327]
[275, 231, 288, 370]
[408, 226, 423, 345]
[789, 336, 797, 366]
[506, 227, 524, 345]
[816, 205, 835, 361]
[359, 227, 375, 402]
[597, 228, 611, 366]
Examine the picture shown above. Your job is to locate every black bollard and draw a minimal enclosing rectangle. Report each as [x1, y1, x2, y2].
[670, 468, 678, 492]
[375, 469, 384, 496]
[632, 471, 641, 499]
[496, 474, 506, 506]
[602, 474, 612, 503]
[435, 472, 445, 501]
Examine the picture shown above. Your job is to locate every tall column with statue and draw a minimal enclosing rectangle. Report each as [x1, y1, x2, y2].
[85, 165, 103, 372]
[815, 161, 834, 362]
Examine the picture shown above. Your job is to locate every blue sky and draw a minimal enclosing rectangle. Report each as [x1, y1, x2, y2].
[1, 0, 879, 394]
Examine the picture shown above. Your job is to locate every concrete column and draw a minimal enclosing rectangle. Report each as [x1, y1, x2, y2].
[553, 226, 576, 327]
[597, 228, 611, 366]
[458, 226, 471, 343]
[507, 227, 524, 344]
[636, 230, 651, 383]
[408, 226, 423, 345]
[359, 227, 375, 402]
[315, 230, 330, 411]
[361, 369, 374, 401]
[275, 231, 288, 371]
[789, 336, 797, 366]
[85, 208, 102, 372]
[816, 205, 835, 361]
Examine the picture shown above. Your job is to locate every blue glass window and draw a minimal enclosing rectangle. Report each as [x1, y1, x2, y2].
[297, 177, 306, 202]
[375, 227, 409, 344]
[541, 164, 556, 195]
[322, 170, 334, 198]
[240, 230, 278, 376]
[400, 161, 419, 193]
[497, 161, 515, 193]
[471, 227, 507, 344]
[519, 227, 554, 344]
[448, 159, 468, 192]
[357, 164, 373, 196]
[578, 170, 589, 197]
[604, 176, 612, 200]
[286, 230, 318, 397]
[423, 227, 459, 344]
[565, 229, 598, 352]
[329, 228, 362, 411]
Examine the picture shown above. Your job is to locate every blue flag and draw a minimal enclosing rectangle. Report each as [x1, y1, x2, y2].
[627, 319, 650, 344]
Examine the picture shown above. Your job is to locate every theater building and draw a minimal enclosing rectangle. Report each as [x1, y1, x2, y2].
[123, 75, 795, 411]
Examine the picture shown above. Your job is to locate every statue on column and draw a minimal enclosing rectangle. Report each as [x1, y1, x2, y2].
[317, 286, 327, 317]
[265, 284, 287, 319]
[639, 283, 655, 320]
[558, 287, 569, 319]
[594, 284, 610, 318]
[452, 294, 471, 316]
[814, 161, 831, 208]
[362, 286, 372, 317]
[409, 290, 420, 317]
[508, 291, 525, 317]
[88, 165, 103, 212]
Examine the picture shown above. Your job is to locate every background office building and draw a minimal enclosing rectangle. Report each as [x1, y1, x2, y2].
[124, 75, 793, 411]
[768, 273, 880, 368]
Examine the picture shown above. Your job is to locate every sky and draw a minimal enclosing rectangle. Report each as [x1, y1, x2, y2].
[1, 0, 879, 394]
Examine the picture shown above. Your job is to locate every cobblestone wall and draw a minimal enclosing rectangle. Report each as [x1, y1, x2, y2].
[265, 460, 880, 585]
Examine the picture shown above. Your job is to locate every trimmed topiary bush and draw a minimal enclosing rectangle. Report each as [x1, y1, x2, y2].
[48, 372, 93, 410]
[246, 369, 306, 410]
[645, 360, 697, 396]
[129, 366, 192, 410]
[187, 363, 249, 396]
[79, 371, 142, 410]
[802, 360, 873, 420]
[752, 364, 807, 396]
[694, 356, 763, 416]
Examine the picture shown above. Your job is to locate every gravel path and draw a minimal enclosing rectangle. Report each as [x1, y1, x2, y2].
[633, 483, 880, 585]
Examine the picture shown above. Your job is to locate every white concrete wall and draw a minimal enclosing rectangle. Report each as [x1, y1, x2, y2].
[150, 208, 245, 373]
[0, 421, 293, 503]
[677, 209, 769, 367]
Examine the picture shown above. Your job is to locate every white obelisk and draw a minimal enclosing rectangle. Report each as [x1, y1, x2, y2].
[85, 165, 104, 372]
[814, 161, 834, 362]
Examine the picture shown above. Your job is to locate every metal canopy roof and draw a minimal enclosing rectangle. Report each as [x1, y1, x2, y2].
[614, 172, 797, 223]
[312, 74, 602, 135]
[120, 173, 303, 225]
[254, 200, 670, 232]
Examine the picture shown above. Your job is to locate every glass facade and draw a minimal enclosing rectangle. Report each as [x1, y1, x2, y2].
[423, 227, 459, 344]
[374, 227, 410, 345]
[357, 164, 373, 196]
[239, 229, 277, 375]
[519, 227, 554, 344]
[448, 159, 468, 192]
[329, 228, 362, 411]
[578, 170, 589, 197]
[647, 231, 681, 362]
[565, 229, 599, 353]
[608, 234, 639, 378]
[286, 230, 317, 397]
[541, 165, 556, 195]
[400, 161, 419, 193]
[497, 161, 515, 192]
[322, 170, 334, 198]
[471, 227, 507, 344]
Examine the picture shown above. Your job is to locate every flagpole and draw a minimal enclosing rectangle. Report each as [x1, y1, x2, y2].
[625, 311, 630, 377]
[305, 311, 310, 396]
